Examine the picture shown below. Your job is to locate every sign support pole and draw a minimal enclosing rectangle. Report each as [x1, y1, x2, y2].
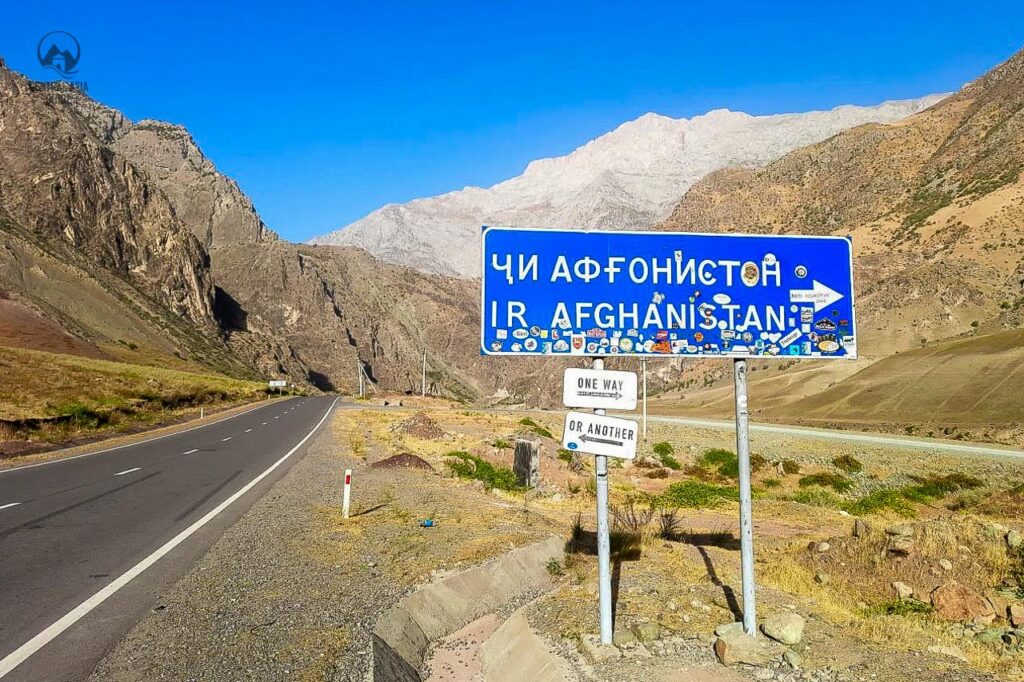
[421, 350, 427, 397]
[641, 359, 648, 441]
[592, 356, 613, 644]
[733, 358, 756, 635]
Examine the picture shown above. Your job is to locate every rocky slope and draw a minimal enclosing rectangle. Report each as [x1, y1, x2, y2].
[310, 96, 946, 277]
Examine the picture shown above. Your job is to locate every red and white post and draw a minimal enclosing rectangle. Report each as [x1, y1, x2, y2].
[342, 469, 352, 518]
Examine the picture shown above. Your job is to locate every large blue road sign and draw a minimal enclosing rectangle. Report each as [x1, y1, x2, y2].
[481, 227, 857, 359]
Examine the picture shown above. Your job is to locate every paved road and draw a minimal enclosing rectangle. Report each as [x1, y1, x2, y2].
[647, 414, 1024, 460]
[0, 395, 337, 682]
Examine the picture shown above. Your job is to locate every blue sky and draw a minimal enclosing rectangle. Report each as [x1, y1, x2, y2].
[2, 2, 1022, 242]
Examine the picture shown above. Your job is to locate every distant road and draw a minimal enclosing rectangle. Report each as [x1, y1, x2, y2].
[0, 396, 337, 682]
[647, 414, 1024, 460]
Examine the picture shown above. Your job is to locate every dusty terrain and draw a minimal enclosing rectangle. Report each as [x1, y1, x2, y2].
[87, 401, 1024, 680]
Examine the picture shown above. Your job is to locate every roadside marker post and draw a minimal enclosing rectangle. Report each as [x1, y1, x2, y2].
[480, 226, 857, 643]
[342, 469, 352, 519]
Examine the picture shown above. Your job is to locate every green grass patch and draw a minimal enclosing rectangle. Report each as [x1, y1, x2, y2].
[865, 599, 933, 617]
[843, 489, 916, 517]
[698, 448, 739, 479]
[762, 478, 782, 489]
[658, 481, 739, 508]
[491, 438, 512, 449]
[445, 451, 521, 491]
[798, 472, 853, 493]
[518, 417, 553, 439]
[652, 441, 674, 457]
[791, 488, 844, 508]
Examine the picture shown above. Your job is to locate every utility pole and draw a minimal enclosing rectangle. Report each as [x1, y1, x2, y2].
[642, 358, 648, 441]
[421, 350, 427, 397]
[733, 358, 756, 635]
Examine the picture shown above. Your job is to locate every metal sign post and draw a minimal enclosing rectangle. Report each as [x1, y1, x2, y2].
[592, 358, 613, 645]
[641, 359, 648, 441]
[733, 359, 756, 635]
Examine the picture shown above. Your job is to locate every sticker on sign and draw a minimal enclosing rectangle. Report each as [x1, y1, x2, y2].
[562, 411, 638, 460]
[563, 368, 637, 410]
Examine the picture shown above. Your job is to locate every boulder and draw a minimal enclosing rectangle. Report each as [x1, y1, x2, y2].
[931, 581, 996, 622]
[761, 611, 806, 645]
[613, 628, 637, 647]
[939, 559, 953, 571]
[892, 581, 915, 601]
[886, 535, 914, 557]
[631, 622, 662, 644]
[853, 518, 870, 538]
[1007, 529, 1024, 550]
[783, 649, 804, 669]
[814, 571, 830, 585]
[1010, 603, 1024, 628]
[815, 541, 831, 553]
[886, 524, 914, 537]
[713, 629, 783, 666]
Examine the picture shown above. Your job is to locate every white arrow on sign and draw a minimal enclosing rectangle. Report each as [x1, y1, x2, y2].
[789, 280, 844, 312]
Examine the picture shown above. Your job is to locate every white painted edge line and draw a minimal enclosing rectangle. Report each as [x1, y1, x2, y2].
[0, 397, 338, 679]
[113, 468, 141, 477]
[183, 449, 199, 455]
[0, 502, 21, 511]
[0, 399, 293, 476]
[221, 437, 232, 442]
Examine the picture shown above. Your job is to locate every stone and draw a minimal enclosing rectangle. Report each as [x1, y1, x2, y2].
[886, 523, 914, 537]
[580, 634, 622, 663]
[853, 518, 870, 538]
[761, 611, 806, 645]
[613, 628, 637, 647]
[715, 622, 745, 638]
[984, 522, 1008, 540]
[886, 535, 914, 557]
[939, 559, 953, 571]
[1007, 529, 1024, 549]
[988, 594, 1009, 622]
[783, 649, 804, 669]
[815, 541, 831, 553]
[931, 581, 996, 622]
[1010, 603, 1024, 627]
[631, 622, 662, 644]
[814, 571, 831, 585]
[892, 581, 915, 601]
[713, 630, 782, 666]
[927, 644, 968, 662]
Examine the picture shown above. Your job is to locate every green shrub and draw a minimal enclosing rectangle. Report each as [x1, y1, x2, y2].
[698, 448, 739, 479]
[832, 455, 863, 473]
[904, 473, 983, 501]
[843, 489, 916, 517]
[492, 438, 512, 449]
[781, 459, 800, 475]
[799, 472, 853, 493]
[557, 448, 575, 463]
[658, 481, 739, 508]
[750, 453, 768, 472]
[445, 451, 520, 491]
[652, 441, 674, 457]
[762, 478, 782, 489]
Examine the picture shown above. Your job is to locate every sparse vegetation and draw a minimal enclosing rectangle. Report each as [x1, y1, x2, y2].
[799, 472, 854, 493]
[445, 451, 520, 491]
[843, 489, 916, 517]
[651, 442, 681, 470]
[865, 598, 934, 617]
[518, 417, 553, 439]
[658, 480, 739, 508]
[491, 437, 512, 449]
[762, 478, 781, 489]
[781, 459, 801, 475]
[698, 447, 739, 478]
[791, 488, 844, 508]
[833, 454, 863, 473]
[545, 557, 564, 576]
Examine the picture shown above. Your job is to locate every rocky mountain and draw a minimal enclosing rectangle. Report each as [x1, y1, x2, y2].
[310, 95, 946, 277]
[661, 47, 1024, 355]
[0, 60, 489, 397]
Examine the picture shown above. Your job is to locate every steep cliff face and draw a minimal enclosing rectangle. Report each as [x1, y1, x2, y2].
[0, 64, 215, 326]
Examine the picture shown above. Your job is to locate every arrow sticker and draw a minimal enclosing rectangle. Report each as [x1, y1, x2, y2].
[790, 280, 843, 312]
[580, 433, 623, 447]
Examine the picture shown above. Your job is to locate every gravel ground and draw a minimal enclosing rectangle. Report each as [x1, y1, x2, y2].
[88, 407, 555, 681]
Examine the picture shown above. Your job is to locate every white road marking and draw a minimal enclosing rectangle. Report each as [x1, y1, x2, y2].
[0, 402, 277, 475]
[221, 437, 232, 442]
[0, 503, 21, 511]
[274, 416, 279, 420]
[261, 422, 268, 426]
[183, 449, 198, 455]
[0, 397, 338, 679]
[113, 468, 141, 477]
[244, 429, 252, 433]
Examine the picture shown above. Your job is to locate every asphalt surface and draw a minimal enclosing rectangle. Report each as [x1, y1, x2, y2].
[0, 395, 337, 682]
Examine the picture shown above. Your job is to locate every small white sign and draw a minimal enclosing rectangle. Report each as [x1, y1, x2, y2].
[562, 411, 638, 460]
[562, 368, 638, 410]
[268, 380, 287, 388]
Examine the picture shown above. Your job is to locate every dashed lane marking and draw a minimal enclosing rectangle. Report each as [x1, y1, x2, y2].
[0, 503, 21, 511]
[183, 449, 198, 455]
[113, 468, 141, 477]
